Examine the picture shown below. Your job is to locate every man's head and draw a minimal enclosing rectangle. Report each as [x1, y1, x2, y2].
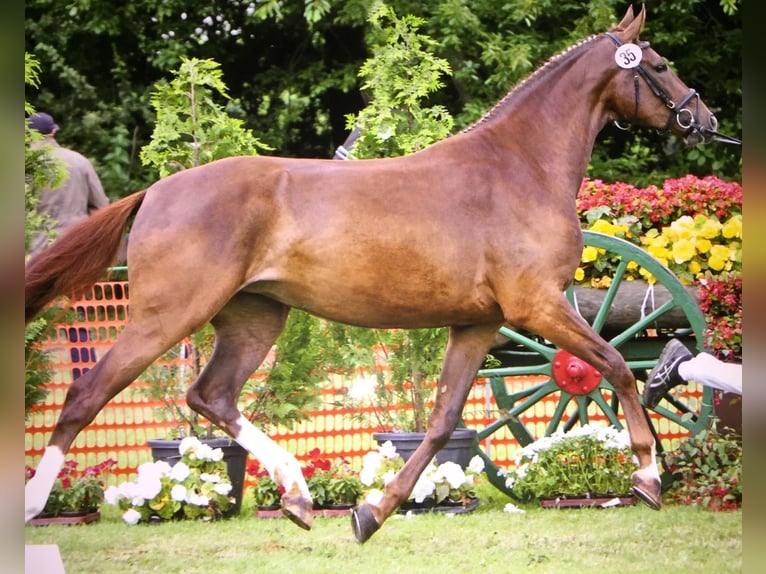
[28, 112, 59, 136]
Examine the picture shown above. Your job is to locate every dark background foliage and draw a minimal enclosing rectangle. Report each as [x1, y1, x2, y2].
[25, 0, 740, 199]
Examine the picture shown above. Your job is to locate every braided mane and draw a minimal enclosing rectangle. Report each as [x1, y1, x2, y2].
[462, 34, 599, 133]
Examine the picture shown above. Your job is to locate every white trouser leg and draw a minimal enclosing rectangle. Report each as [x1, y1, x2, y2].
[679, 353, 742, 394]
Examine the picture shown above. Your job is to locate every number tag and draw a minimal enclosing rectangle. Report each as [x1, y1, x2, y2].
[614, 43, 642, 69]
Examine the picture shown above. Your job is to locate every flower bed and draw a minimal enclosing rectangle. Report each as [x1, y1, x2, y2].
[501, 424, 637, 502]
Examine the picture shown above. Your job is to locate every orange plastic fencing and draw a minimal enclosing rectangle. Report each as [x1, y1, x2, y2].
[25, 282, 697, 490]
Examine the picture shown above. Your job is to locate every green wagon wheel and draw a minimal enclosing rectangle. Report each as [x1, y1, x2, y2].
[469, 231, 715, 499]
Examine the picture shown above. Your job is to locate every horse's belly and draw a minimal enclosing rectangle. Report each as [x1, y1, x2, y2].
[250, 267, 502, 329]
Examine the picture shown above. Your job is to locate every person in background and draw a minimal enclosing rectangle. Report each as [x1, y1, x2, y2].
[27, 111, 111, 379]
[27, 111, 110, 256]
[642, 338, 742, 408]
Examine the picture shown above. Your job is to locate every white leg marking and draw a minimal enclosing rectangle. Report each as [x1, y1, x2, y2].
[232, 415, 310, 499]
[25, 446, 65, 523]
[633, 440, 661, 483]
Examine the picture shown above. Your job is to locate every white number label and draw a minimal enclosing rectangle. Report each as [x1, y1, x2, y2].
[615, 43, 642, 69]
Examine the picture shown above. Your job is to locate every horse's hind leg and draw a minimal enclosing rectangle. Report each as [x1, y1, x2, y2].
[25, 322, 184, 522]
[352, 322, 501, 543]
[519, 294, 662, 509]
[184, 293, 314, 530]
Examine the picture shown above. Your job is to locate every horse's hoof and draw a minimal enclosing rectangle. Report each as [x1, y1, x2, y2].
[351, 504, 380, 544]
[281, 492, 313, 530]
[631, 473, 662, 510]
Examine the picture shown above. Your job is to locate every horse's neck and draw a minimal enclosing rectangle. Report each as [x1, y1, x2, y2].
[462, 39, 610, 189]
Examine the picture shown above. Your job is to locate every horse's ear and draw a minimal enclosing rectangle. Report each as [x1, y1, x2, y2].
[620, 4, 646, 41]
[616, 5, 635, 29]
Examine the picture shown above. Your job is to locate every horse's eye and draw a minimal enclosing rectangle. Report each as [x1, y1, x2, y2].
[654, 62, 667, 73]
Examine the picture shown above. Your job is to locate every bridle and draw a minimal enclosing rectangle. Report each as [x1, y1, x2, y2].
[604, 31, 741, 145]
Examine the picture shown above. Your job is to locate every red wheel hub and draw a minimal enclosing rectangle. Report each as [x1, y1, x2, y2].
[551, 349, 602, 395]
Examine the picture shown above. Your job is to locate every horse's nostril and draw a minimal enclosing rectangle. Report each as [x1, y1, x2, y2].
[711, 115, 719, 131]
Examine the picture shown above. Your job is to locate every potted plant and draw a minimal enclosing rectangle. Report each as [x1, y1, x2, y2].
[105, 436, 237, 524]
[248, 460, 283, 511]
[26, 458, 117, 525]
[250, 449, 363, 517]
[662, 425, 741, 511]
[302, 448, 363, 510]
[359, 440, 484, 514]
[501, 424, 637, 508]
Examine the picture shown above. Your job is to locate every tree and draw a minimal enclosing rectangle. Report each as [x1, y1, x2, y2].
[25, 0, 740, 194]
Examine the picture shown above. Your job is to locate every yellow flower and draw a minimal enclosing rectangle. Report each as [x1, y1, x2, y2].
[671, 238, 696, 263]
[645, 244, 669, 265]
[638, 267, 657, 284]
[708, 244, 730, 271]
[643, 234, 667, 248]
[574, 268, 585, 282]
[695, 237, 712, 254]
[722, 215, 742, 239]
[697, 215, 722, 239]
[688, 260, 701, 275]
[669, 216, 695, 240]
[581, 246, 599, 263]
[590, 219, 615, 235]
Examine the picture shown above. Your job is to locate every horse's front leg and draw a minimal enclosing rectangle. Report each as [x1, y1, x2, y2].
[520, 295, 662, 509]
[352, 323, 500, 543]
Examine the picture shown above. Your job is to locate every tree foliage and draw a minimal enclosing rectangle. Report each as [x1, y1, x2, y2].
[25, 0, 740, 197]
[140, 57, 271, 178]
[346, 4, 453, 157]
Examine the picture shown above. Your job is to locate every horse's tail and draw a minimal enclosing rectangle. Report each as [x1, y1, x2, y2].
[25, 189, 148, 323]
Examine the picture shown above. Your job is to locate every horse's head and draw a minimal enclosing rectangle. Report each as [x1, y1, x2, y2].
[603, 5, 728, 146]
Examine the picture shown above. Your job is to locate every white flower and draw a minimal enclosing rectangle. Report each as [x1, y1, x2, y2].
[169, 461, 191, 482]
[122, 508, 142, 525]
[434, 461, 467, 489]
[214, 482, 232, 496]
[209, 447, 224, 462]
[188, 492, 209, 506]
[200, 472, 220, 483]
[114, 480, 141, 504]
[411, 474, 436, 503]
[179, 436, 202, 456]
[378, 440, 399, 460]
[135, 464, 163, 500]
[196, 443, 216, 462]
[503, 503, 525, 514]
[137, 461, 163, 482]
[104, 485, 122, 506]
[468, 455, 485, 474]
[360, 451, 383, 486]
[171, 484, 187, 502]
[153, 460, 173, 476]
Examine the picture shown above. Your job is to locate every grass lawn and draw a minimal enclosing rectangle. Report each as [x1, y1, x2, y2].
[25, 484, 741, 574]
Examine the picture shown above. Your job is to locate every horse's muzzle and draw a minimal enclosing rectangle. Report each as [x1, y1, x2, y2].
[688, 116, 742, 146]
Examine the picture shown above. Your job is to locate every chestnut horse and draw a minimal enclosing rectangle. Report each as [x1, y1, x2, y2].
[26, 6, 723, 542]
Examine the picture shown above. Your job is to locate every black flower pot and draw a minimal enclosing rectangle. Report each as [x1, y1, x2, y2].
[372, 428, 478, 468]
